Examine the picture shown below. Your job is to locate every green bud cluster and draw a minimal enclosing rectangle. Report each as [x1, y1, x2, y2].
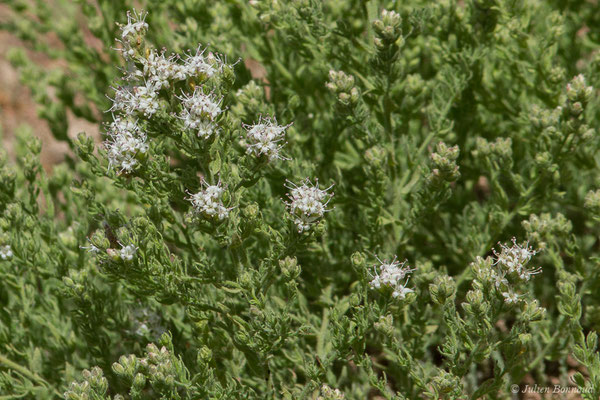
[522, 212, 572, 248]
[429, 275, 456, 305]
[585, 189, 600, 218]
[428, 141, 460, 186]
[63, 367, 109, 400]
[373, 10, 403, 51]
[327, 70, 359, 107]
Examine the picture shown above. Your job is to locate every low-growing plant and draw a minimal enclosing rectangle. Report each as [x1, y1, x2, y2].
[1, 0, 600, 399]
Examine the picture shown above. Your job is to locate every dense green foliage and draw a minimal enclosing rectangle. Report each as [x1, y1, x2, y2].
[1, 0, 600, 398]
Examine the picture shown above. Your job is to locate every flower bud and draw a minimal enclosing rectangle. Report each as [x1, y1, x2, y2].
[0, 167, 16, 197]
[462, 289, 489, 317]
[112, 362, 125, 376]
[338, 92, 350, 104]
[164, 374, 175, 387]
[63, 276, 75, 288]
[280, 256, 301, 280]
[113, 354, 137, 377]
[548, 66, 565, 84]
[106, 248, 120, 261]
[349, 87, 359, 103]
[351, 251, 366, 269]
[374, 314, 394, 336]
[405, 74, 425, 97]
[132, 373, 146, 390]
[75, 133, 95, 160]
[570, 101, 583, 116]
[428, 142, 460, 185]
[566, 74, 593, 103]
[197, 346, 212, 364]
[27, 136, 42, 156]
[431, 370, 463, 396]
[373, 9, 402, 42]
[349, 293, 361, 307]
[372, 20, 385, 35]
[364, 146, 386, 167]
[429, 275, 456, 305]
[242, 203, 260, 219]
[522, 299, 546, 322]
[534, 152, 552, 168]
[59, 227, 78, 248]
[327, 70, 359, 107]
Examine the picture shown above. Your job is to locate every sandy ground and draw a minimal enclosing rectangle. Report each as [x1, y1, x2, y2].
[0, 20, 264, 172]
[0, 25, 99, 171]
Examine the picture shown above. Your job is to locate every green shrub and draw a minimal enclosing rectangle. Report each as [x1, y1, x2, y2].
[1, 0, 600, 398]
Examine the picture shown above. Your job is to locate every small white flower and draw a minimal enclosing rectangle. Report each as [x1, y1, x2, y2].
[502, 290, 521, 305]
[490, 269, 509, 289]
[178, 89, 223, 120]
[392, 285, 414, 299]
[195, 120, 218, 139]
[119, 9, 148, 40]
[104, 117, 149, 173]
[139, 50, 188, 89]
[243, 117, 291, 161]
[492, 238, 541, 281]
[109, 84, 160, 117]
[187, 179, 231, 221]
[369, 256, 415, 299]
[285, 178, 333, 232]
[0, 245, 13, 260]
[108, 86, 130, 112]
[131, 85, 160, 116]
[120, 244, 138, 261]
[178, 108, 219, 139]
[318, 384, 345, 400]
[182, 46, 219, 79]
[80, 240, 100, 254]
[381, 9, 400, 20]
[177, 89, 223, 138]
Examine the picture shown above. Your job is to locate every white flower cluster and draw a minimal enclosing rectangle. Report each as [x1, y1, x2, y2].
[492, 238, 541, 282]
[109, 84, 160, 117]
[243, 117, 291, 161]
[120, 10, 148, 40]
[0, 245, 13, 260]
[107, 243, 138, 262]
[177, 89, 223, 139]
[105, 10, 231, 173]
[285, 179, 333, 233]
[317, 384, 345, 400]
[475, 238, 542, 305]
[120, 244, 138, 261]
[105, 118, 149, 173]
[138, 51, 185, 90]
[135, 47, 223, 91]
[188, 180, 231, 220]
[369, 256, 415, 299]
[117, 9, 148, 59]
[182, 46, 222, 79]
[80, 239, 100, 254]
